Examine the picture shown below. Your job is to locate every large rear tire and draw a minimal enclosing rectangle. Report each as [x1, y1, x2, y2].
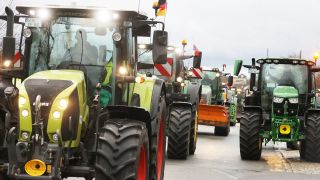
[150, 96, 166, 180]
[167, 106, 192, 159]
[304, 113, 320, 162]
[240, 111, 262, 160]
[95, 119, 150, 180]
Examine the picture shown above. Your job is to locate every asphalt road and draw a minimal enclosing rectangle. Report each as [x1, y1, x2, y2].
[68, 124, 320, 180]
[164, 124, 320, 180]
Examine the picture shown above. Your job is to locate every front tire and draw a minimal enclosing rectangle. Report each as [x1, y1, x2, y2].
[240, 111, 262, 160]
[167, 106, 192, 159]
[95, 119, 150, 180]
[304, 113, 320, 162]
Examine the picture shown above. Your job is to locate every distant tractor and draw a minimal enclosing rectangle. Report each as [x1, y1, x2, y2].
[231, 74, 248, 122]
[234, 58, 320, 162]
[198, 68, 234, 136]
[138, 42, 202, 159]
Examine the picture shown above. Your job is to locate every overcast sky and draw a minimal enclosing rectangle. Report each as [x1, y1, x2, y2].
[11, 0, 320, 71]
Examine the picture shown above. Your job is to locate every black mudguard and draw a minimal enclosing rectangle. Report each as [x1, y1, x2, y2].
[149, 79, 166, 135]
[187, 82, 201, 106]
[243, 106, 262, 113]
[170, 102, 192, 110]
[99, 106, 153, 139]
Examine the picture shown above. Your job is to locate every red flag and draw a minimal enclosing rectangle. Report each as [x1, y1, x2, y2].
[157, 0, 167, 16]
[193, 45, 201, 56]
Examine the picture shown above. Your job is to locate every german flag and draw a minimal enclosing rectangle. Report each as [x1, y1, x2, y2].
[157, 0, 167, 16]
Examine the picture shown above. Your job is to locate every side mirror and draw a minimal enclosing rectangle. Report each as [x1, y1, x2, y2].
[233, 60, 243, 76]
[228, 76, 233, 86]
[152, 30, 168, 64]
[193, 51, 202, 68]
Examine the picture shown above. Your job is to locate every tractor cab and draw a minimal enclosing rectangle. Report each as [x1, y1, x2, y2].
[201, 68, 232, 105]
[238, 58, 314, 116]
[259, 60, 310, 114]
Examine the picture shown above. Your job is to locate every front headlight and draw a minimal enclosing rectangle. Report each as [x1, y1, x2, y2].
[52, 111, 61, 119]
[119, 66, 127, 75]
[59, 99, 68, 110]
[273, 97, 284, 103]
[288, 98, 298, 104]
[21, 109, 29, 117]
[19, 97, 27, 105]
[177, 77, 183, 83]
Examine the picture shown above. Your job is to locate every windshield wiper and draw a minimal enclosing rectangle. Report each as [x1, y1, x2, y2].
[68, 63, 106, 67]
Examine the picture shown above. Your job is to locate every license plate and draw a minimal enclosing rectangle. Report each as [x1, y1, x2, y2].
[25, 18, 42, 28]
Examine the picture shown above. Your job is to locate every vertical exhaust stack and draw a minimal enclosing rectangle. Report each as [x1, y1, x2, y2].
[5, 7, 14, 37]
[2, 7, 16, 66]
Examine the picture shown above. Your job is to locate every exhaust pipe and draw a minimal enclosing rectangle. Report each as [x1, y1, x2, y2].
[5, 7, 14, 37]
[2, 7, 15, 66]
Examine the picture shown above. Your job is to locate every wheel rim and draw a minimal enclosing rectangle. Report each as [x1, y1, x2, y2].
[194, 111, 198, 143]
[157, 118, 165, 180]
[137, 145, 147, 180]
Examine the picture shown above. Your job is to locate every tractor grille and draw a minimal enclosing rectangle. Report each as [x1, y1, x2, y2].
[61, 89, 80, 141]
[24, 79, 73, 139]
[273, 98, 298, 116]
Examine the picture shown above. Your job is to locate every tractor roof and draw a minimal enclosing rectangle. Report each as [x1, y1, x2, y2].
[257, 58, 315, 66]
[259, 58, 308, 61]
[16, 5, 148, 21]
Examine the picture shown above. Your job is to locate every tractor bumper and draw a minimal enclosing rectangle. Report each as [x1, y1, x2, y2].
[7, 128, 62, 180]
[8, 174, 56, 180]
[198, 104, 229, 127]
[198, 119, 228, 127]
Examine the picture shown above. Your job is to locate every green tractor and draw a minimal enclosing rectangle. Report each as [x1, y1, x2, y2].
[227, 87, 238, 126]
[2, 5, 169, 179]
[138, 42, 202, 159]
[198, 68, 234, 136]
[234, 58, 320, 162]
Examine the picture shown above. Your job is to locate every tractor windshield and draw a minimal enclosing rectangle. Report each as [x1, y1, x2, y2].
[27, 17, 115, 86]
[261, 63, 308, 109]
[202, 71, 219, 97]
[202, 71, 218, 86]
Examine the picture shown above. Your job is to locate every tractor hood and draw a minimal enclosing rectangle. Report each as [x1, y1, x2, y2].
[18, 70, 88, 144]
[273, 86, 298, 98]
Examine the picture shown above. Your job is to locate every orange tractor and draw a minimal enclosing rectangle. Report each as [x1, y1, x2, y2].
[198, 68, 234, 136]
